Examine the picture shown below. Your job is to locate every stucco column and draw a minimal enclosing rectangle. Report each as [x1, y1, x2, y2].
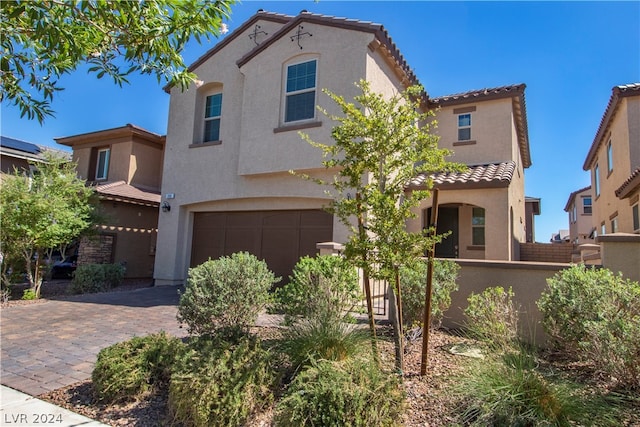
[154, 203, 190, 286]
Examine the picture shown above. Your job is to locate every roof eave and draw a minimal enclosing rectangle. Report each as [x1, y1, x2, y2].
[55, 124, 165, 148]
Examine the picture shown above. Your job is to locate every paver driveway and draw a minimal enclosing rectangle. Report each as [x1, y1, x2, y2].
[0, 286, 187, 396]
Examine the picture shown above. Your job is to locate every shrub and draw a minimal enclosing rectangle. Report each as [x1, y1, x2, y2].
[274, 359, 405, 427]
[281, 316, 370, 369]
[92, 332, 183, 402]
[456, 348, 589, 427]
[538, 264, 640, 388]
[70, 263, 125, 294]
[21, 289, 37, 300]
[274, 255, 361, 325]
[177, 252, 277, 336]
[463, 286, 519, 350]
[400, 259, 459, 330]
[169, 334, 277, 427]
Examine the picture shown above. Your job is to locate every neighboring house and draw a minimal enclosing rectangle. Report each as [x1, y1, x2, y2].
[56, 124, 165, 278]
[1, 135, 70, 175]
[550, 230, 570, 243]
[564, 186, 595, 244]
[153, 10, 534, 286]
[407, 84, 532, 261]
[583, 83, 640, 236]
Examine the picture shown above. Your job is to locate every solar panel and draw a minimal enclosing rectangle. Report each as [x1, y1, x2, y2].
[0, 136, 42, 155]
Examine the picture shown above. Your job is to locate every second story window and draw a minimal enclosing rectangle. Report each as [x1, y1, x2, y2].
[611, 215, 618, 233]
[285, 59, 317, 123]
[472, 207, 485, 245]
[633, 203, 639, 232]
[96, 148, 110, 180]
[204, 93, 223, 142]
[594, 164, 600, 197]
[582, 196, 592, 214]
[571, 204, 577, 223]
[607, 140, 613, 173]
[458, 113, 471, 141]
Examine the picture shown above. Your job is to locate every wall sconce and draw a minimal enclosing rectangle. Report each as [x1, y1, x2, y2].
[161, 201, 171, 213]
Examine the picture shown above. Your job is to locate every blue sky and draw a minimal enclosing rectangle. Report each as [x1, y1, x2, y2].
[1, 1, 639, 243]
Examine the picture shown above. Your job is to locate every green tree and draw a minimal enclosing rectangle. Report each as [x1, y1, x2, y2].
[299, 80, 462, 370]
[0, 0, 234, 123]
[0, 153, 98, 297]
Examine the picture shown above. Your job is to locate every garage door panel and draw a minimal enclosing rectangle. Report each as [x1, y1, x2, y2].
[191, 210, 332, 280]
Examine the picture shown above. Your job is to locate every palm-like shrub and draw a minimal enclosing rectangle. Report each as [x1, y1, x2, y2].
[177, 252, 278, 336]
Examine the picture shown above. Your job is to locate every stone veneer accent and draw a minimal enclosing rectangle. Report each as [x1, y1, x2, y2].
[78, 234, 115, 265]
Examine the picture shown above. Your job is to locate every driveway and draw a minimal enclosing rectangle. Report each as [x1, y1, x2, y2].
[0, 286, 187, 396]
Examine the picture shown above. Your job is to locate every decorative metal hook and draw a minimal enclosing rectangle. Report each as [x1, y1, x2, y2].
[248, 24, 267, 46]
[290, 25, 312, 49]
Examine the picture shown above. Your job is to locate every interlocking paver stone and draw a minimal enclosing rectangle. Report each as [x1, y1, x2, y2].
[1, 286, 186, 396]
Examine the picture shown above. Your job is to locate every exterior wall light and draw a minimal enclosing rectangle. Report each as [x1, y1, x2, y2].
[161, 201, 171, 212]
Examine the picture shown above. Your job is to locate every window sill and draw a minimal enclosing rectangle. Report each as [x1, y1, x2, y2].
[274, 121, 322, 134]
[189, 140, 222, 148]
[453, 140, 477, 146]
[467, 245, 485, 251]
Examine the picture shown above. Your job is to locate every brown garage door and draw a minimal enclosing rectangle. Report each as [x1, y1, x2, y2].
[191, 210, 333, 283]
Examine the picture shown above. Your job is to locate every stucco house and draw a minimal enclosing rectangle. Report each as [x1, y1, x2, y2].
[583, 83, 640, 236]
[56, 124, 165, 278]
[153, 10, 534, 286]
[1, 135, 70, 175]
[564, 186, 594, 244]
[406, 85, 531, 261]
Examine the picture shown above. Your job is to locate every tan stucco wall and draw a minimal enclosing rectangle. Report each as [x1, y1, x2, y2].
[591, 97, 640, 234]
[442, 259, 569, 346]
[128, 138, 164, 190]
[432, 99, 518, 166]
[155, 20, 408, 285]
[598, 233, 640, 282]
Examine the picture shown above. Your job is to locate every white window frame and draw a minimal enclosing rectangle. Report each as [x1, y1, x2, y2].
[594, 164, 600, 197]
[95, 148, 110, 181]
[607, 140, 613, 173]
[203, 92, 223, 143]
[283, 59, 317, 124]
[572, 204, 577, 223]
[611, 215, 618, 233]
[458, 113, 472, 141]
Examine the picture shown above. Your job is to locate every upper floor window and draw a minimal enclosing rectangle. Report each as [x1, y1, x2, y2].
[633, 203, 639, 232]
[606, 140, 613, 173]
[285, 59, 317, 123]
[582, 196, 592, 214]
[472, 207, 485, 246]
[571, 204, 577, 223]
[601, 222, 606, 235]
[594, 164, 600, 197]
[204, 93, 223, 142]
[611, 215, 618, 233]
[96, 148, 110, 180]
[458, 113, 471, 141]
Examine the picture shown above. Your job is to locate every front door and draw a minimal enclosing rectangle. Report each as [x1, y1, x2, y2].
[426, 207, 459, 258]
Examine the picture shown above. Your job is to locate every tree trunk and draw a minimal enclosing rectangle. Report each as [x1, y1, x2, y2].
[391, 268, 404, 374]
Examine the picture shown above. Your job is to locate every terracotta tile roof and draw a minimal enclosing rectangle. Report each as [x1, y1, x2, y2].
[564, 185, 592, 212]
[583, 83, 640, 170]
[615, 168, 640, 199]
[428, 84, 531, 169]
[94, 181, 161, 206]
[408, 161, 516, 190]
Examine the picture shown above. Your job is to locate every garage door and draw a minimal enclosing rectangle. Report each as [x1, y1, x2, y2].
[191, 210, 333, 283]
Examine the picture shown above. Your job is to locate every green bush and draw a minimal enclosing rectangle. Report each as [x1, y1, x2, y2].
[274, 359, 405, 427]
[177, 252, 278, 336]
[275, 255, 361, 325]
[92, 332, 183, 402]
[463, 286, 519, 350]
[169, 334, 277, 427]
[21, 289, 37, 300]
[538, 264, 640, 388]
[400, 259, 459, 330]
[70, 263, 125, 294]
[281, 316, 370, 369]
[456, 348, 590, 427]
